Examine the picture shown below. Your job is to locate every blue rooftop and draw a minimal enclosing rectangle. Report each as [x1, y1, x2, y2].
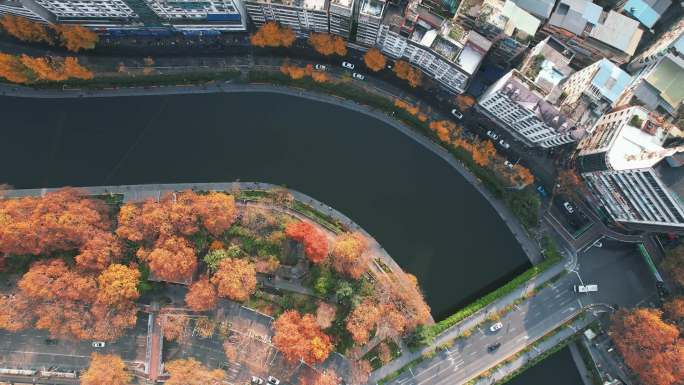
[623, 0, 670, 28]
[590, 59, 632, 103]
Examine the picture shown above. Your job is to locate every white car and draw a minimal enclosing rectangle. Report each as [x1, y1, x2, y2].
[489, 322, 503, 332]
[251, 377, 265, 385]
[314, 64, 327, 71]
[342, 61, 355, 70]
[92, 341, 106, 348]
[563, 201, 575, 214]
[486, 130, 499, 140]
[499, 139, 511, 149]
[451, 109, 463, 119]
[267, 376, 280, 385]
[352, 72, 365, 80]
[574, 284, 598, 293]
[503, 160, 514, 169]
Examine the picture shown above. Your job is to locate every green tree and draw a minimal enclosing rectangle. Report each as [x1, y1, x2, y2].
[204, 249, 230, 272]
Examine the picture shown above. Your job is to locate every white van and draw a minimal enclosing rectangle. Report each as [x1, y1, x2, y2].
[573, 284, 598, 293]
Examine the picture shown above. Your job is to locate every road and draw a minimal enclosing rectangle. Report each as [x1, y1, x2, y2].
[385, 274, 586, 385]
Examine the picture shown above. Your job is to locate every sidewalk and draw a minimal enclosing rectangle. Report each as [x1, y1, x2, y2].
[367, 258, 567, 383]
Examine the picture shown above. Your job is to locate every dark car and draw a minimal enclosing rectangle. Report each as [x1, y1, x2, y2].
[536, 185, 548, 197]
[487, 343, 501, 353]
[45, 339, 58, 345]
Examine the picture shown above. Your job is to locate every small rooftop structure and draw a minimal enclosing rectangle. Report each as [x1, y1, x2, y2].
[458, 31, 492, 74]
[360, 0, 384, 16]
[250, 0, 328, 9]
[548, 0, 601, 35]
[591, 58, 633, 103]
[589, 11, 643, 56]
[330, 0, 353, 7]
[622, 0, 671, 28]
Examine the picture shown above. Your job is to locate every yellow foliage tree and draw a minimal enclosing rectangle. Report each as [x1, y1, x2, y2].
[363, 48, 386, 71]
[308, 33, 347, 56]
[0, 15, 52, 44]
[81, 353, 131, 385]
[51, 24, 98, 52]
[0, 52, 30, 83]
[250, 22, 295, 48]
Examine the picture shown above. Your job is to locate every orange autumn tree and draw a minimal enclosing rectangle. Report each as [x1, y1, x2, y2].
[429, 120, 456, 142]
[301, 369, 339, 385]
[330, 232, 369, 279]
[364, 48, 386, 71]
[20, 54, 67, 81]
[664, 297, 684, 323]
[96, 264, 140, 307]
[311, 71, 328, 83]
[663, 244, 684, 288]
[162, 314, 190, 342]
[309, 32, 347, 56]
[345, 298, 381, 344]
[141, 236, 197, 282]
[0, 188, 110, 256]
[510, 164, 535, 187]
[185, 275, 218, 311]
[81, 353, 132, 385]
[285, 221, 329, 263]
[0, 52, 30, 83]
[210, 258, 256, 301]
[0, 293, 33, 332]
[349, 360, 372, 385]
[76, 232, 123, 271]
[164, 358, 226, 385]
[281, 63, 307, 80]
[272, 310, 333, 364]
[0, 15, 52, 44]
[51, 24, 98, 52]
[610, 308, 684, 385]
[250, 21, 295, 48]
[393, 60, 422, 87]
[455, 94, 476, 110]
[195, 192, 236, 237]
[62, 57, 93, 79]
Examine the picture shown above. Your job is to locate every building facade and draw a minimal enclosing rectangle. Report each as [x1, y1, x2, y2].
[328, 0, 353, 37]
[244, 0, 328, 35]
[477, 70, 582, 148]
[356, 0, 385, 45]
[617, 53, 684, 117]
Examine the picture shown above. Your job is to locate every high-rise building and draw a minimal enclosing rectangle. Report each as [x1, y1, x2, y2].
[244, 0, 329, 35]
[477, 69, 583, 148]
[145, 0, 247, 31]
[355, 0, 385, 45]
[583, 165, 684, 233]
[328, 0, 353, 38]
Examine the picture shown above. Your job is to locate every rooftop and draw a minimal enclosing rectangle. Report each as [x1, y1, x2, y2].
[591, 58, 632, 103]
[360, 0, 385, 16]
[644, 54, 684, 109]
[510, 0, 555, 19]
[548, 0, 601, 35]
[605, 107, 670, 170]
[330, 0, 353, 8]
[655, 158, 684, 205]
[502, 0, 541, 36]
[456, 31, 491, 74]
[499, 71, 578, 133]
[250, 0, 328, 9]
[589, 10, 643, 55]
[622, 0, 671, 28]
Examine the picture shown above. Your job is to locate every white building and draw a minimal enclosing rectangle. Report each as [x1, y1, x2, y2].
[519, 36, 575, 101]
[0, 0, 248, 30]
[477, 69, 583, 148]
[376, 1, 490, 94]
[328, 0, 353, 38]
[356, 0, 385, 46]
[145, 0, 247, 31]
[577, 106, 679, 171]
[244, 0, 329, 35]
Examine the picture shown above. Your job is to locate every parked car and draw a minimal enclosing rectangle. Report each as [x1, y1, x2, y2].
[314, 64, 327, 71]
[487, 343, 501, 352]
[45, 339, 58, 345]
[268, 376, 280, 385]
[499, 139, 510, 149]
[92, 341, 106, 348]
[451, 109, 463, 119]
[573, 284, 598, 293]
[486, 130, 499, 140]
[536, 185, 548, 197]
[503, 160, 513, 169]
[563, 201, 575, 214]
[251, 376, 265, 385]
[342, 61, 355, 70]
[489, 322, 503, 332]
[352, 72, 365, 80]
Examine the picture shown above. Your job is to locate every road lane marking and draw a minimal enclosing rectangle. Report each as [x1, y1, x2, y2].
[3, 350, 90, 358]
